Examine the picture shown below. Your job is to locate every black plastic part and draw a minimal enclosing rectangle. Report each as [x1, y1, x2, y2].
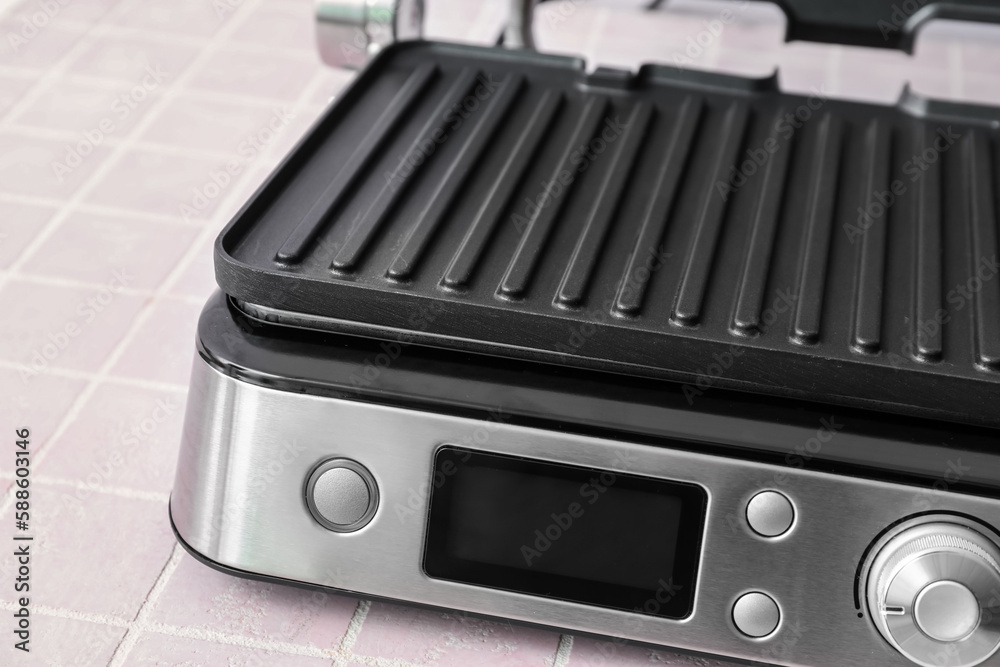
[756, 0, 1000, 52]
[197, 293, 1000, 491]
[216, 41, 1000, 430]
[423, 447, 706, 619]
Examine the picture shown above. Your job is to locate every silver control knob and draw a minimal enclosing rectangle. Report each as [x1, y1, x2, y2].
[316, 0, 424, 69]
[864, 518, 1000, 667]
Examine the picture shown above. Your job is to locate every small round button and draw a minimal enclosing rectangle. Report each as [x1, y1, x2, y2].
[306, 459, 378, 532]
[914, 581, 981, 643]
[746, 490, 795, 538]
[733, 592, 780, 638]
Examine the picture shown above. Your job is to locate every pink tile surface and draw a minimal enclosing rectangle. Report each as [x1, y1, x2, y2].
[0, 19, 85, 68]
[21, 210, 198, 289]
[39, 382, 186, 494]
[0, 201, 57, 270]
[122, 632, 332, 666]
[140, 94, 297, 154]
[7, 0, 125, 28]
[0, 487, 175, 618]
[0, 366, 86, 452]
[0, 280, 145, 372]
[167, 233, 217, 301]
[14, 617, 126, 667]
[0, 72, 36, 115]
[187, 47, 320, 101]
[67, 34, 200, 83]
[106, 0, 231, 38]
[353, 602, 561, 665]
[84, 149, 232, 219]
[151, 554, 357, 650]
[229, 0, 316, 51]
[0, 132, 112, 199]
[12, 75, 165, 136]
[111, 298, 202, 385]
[0, 0, 996, 664]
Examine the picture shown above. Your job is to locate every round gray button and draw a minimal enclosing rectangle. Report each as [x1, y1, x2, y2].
[914, 580, 981, 642]
[746, 490, 795, 537]
[733, 592, 780, 638]
[306, 459, 378, 532]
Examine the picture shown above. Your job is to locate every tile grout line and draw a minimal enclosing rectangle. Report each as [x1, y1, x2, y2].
[0, 0, 124, 125]
[9, 130, 247, 162]
[152, 51, 337, 295]
[0, 15, 127, 297]
[0, 601, 130, 627]
[0, 273, 207, 299]
[1, 17, 326, 496]
[96, 15, 336, 665]
[553, 634, 574, 667]
[7, 4, 565, 666]
[3, 123, 297, 163]
[0, 597, 428, 665]
[0, 359, 190, 392]
[333, 600, 371, 667]
[0, 0, 270, 483]
[0, 16, 271, 655]
[0, 191, 200, 225]
[30, 475, 170, 502]
[106, 541, 184, 666]
[0, 0, 272, 295]
[0, 598, 402, 663]
[142, 620, 332, 658]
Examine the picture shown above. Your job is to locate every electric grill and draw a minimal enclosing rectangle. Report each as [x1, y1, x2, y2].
[172, 2, 1000, 665]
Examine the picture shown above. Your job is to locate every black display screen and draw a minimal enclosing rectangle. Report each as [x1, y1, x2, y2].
[423, 448, 707, 618]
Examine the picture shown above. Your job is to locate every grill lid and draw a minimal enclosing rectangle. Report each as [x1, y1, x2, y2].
[216, 41, 1000, 427]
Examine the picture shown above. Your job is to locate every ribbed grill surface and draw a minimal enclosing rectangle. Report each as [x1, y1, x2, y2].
[217, 42, 1000, 426]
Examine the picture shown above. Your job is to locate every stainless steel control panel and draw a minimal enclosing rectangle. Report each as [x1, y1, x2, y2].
[171, 357, 1000, 667]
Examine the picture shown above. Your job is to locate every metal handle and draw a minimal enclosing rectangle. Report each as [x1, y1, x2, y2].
[316, 0, 425, 69]
[316, 0, 539, 70]
[504, 0, 536, 49]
